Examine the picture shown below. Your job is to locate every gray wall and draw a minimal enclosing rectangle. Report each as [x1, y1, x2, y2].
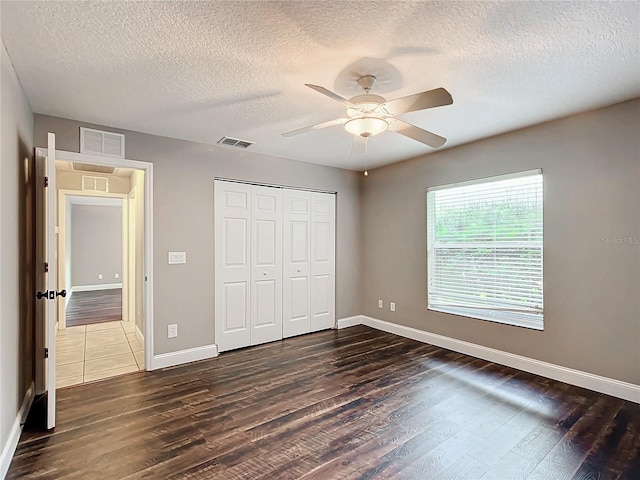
[361, 99, 640, 385]
[1, 43, 35, 466]
[34, 115, 362, 355]
[71, 204, 122, 287]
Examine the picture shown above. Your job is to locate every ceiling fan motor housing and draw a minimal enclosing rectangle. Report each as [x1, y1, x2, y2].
[347, 94, 387, 117]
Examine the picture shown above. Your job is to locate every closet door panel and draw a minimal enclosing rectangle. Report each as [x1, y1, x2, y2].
[250, 186, 282, 345]
[215, 181, 252, 352]
[283, 189, 311, 338]
[310, 192, 336, 332]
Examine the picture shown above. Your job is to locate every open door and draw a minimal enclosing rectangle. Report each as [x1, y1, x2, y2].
[35, 133, 61, 429]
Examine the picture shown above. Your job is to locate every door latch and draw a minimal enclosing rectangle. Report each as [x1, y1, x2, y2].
[36, 289, 67, 300]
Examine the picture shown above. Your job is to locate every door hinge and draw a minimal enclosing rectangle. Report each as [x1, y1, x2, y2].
[44, 262, 49, 273]
[44, 348, 49, 359]
[44, 176, 49, 187]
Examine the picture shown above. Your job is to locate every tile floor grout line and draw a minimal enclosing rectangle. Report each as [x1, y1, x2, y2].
[57, 320, 144, 388]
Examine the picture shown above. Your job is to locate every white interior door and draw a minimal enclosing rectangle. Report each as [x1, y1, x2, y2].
[283, 189, 311, 338]
[250, 186, 283, 345]
[310, 192, 336, 332]
[215, 181, 251, 352]
[35, 133, 58, 429]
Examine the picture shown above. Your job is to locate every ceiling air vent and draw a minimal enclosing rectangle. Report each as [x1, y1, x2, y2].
[72, 162, 115, 174]
[82, 175, 109, 193]
[80, 127, 125, 158]
[218, 136, 254, 149]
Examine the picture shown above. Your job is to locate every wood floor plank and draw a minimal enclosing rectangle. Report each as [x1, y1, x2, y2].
[8, 326, 640, 479]
[65, 288, 122, 326]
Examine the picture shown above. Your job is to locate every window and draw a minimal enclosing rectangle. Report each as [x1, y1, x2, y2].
[427, 169, 543, 330]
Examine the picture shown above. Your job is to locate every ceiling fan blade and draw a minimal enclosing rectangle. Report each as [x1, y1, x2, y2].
[305, 84, 354, 107]
[389, 119, 447, 148]
[282, 117, 348, 137]
[383, 87, 453, 115]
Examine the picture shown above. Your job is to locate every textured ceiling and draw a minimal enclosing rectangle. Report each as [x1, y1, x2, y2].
[2, 1, 639, 170]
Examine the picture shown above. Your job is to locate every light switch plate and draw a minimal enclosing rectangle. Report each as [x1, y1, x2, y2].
[168, 251, 187, 264]
[390, 302, 396, 312]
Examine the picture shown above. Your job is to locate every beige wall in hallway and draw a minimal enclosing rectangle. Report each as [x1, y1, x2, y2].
[57, 169, 130, 194]
[129, 170, 145, 335]
[360, 99, 640, 385]
[34, 115, 362, 356]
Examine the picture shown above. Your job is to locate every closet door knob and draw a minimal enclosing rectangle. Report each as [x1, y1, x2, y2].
[263, 271, 267, 276]
[297, 268, 301, 273]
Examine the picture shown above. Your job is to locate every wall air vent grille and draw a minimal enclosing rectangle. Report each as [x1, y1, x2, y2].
[82, 175, 109, 192]
[218, 136, 254, 149]
[72, 162, 115, 174]
[80, 127, 125, 158]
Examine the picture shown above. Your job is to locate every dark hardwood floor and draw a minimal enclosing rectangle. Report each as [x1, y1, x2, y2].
[8, 326, 640, 479]
[65, 288, 122, 327]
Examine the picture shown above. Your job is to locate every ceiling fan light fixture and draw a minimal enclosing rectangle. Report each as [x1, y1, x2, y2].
[344, 117, 389, 138]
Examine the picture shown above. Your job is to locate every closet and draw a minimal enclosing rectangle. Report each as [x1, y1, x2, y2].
[214, 180, 335, 353]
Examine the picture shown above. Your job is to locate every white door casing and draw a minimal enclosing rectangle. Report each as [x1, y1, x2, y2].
[250, 186, 283, 346]
[215, 181, 252, 352]
[310, 192, 336, 332]
[282, 189, 311, 338]
[35, 132, 58, 429]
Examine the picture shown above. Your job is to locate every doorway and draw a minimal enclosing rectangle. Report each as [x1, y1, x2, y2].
[54, 161, 146, 387]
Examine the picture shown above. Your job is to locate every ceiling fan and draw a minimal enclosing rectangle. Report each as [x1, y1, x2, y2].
[283, 75, 453, 151]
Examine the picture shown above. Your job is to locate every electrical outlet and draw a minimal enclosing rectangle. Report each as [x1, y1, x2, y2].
[390, 302, 396, 312]
[115, 273, 119, 279]
[98, 274, 103, 280]
[168, 324, 178, 338]
[378, 299, 383, 309]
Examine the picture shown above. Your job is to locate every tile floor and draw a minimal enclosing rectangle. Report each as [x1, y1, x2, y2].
[56, 320, 145, 388]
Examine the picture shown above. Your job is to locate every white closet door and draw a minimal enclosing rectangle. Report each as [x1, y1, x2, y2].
[283, 189, 311, 338]
[310, 192, 336, 332]
[250, 186, 283, 345]
[215, 181, 251, 352]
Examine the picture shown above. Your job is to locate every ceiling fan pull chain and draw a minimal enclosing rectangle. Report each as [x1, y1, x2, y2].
[364, 137, 369, 176]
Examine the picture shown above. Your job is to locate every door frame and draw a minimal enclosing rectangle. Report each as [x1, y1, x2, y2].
[34, 147, 154, 377]
[127, 187, 137, 334]
[57, 191, 129, 330]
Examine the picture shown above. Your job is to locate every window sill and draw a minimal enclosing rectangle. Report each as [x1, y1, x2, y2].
[428, 305, 544, 331]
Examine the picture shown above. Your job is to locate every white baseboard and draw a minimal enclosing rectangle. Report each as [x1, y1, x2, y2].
[135, 324, 144, 346]
[336, 315, 366, 329]
[152, 344, 218, 370]
[0, 382, 35, 479]
[71, 283, 123, 292]
[338, 315, 373, 329]
[337, 315, 640, 404]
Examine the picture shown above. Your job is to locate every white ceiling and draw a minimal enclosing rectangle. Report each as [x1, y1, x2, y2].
[2, 1, 639, 171]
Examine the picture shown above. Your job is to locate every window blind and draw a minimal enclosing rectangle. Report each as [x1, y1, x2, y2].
[427, 170, 543, 330]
